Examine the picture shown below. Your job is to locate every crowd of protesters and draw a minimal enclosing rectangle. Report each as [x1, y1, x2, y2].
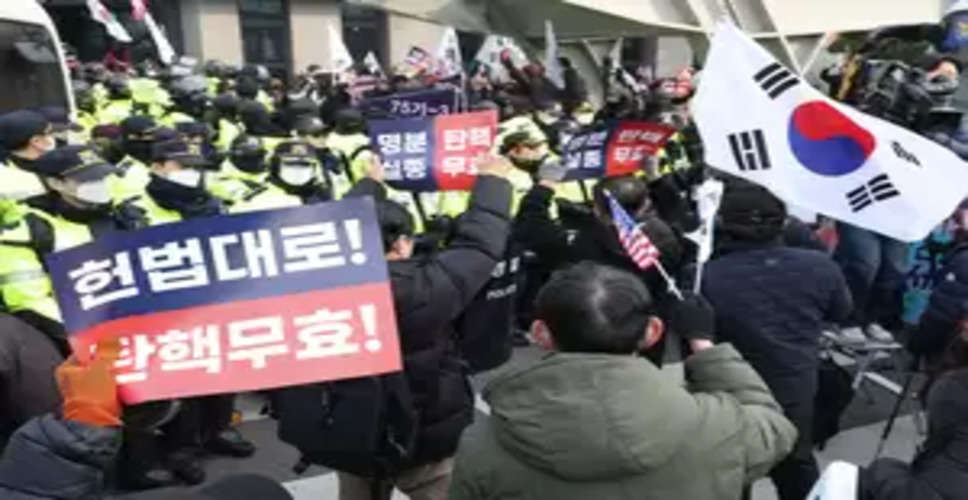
[0, 8, 967, 500]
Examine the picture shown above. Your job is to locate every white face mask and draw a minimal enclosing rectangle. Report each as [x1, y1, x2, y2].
[38, 136, 56, 153]
[279, 165, 314, 186]
[73, 179, 112, 205]
[165, 168, 203, 188]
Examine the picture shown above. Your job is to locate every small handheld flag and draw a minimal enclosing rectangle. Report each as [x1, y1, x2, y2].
[605, 190, 683, 299]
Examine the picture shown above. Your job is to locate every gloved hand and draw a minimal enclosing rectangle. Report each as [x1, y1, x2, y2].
[667, 292, 716, 342]
[56, 338, 123, 428]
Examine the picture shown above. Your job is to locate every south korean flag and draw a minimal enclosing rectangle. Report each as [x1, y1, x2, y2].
[693, 22, 968, 242]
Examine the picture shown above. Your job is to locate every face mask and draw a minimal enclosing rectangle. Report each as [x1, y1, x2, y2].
[38, 136, 56, 153]
[165, 168, 203, 188]
[234, 155, 266, 173]
[125, 139, 153, 162]
[73, 179, 113, 205]
[279, 165, 314, 186]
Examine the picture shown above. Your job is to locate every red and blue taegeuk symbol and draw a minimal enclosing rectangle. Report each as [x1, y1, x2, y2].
[788, 101, 876, 176]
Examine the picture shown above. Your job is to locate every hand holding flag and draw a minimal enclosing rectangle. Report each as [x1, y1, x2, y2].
[604, 190, 683, 299]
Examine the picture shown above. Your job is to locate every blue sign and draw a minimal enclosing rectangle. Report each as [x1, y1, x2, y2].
[361, 88, 459, 118]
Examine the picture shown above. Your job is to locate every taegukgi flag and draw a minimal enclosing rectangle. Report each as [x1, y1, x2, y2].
[693, 22, 968, 242]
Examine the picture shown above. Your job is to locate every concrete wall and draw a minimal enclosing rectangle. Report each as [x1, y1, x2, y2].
[386, 14, 448, 66]
[180, 0, 243, 65]
[289, 0, 342, 72]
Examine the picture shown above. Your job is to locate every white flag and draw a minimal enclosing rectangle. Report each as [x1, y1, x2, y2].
[544, 20, 565, 89]
[328, 22, 354, 74]
[137, 3, 176, 64]
[605, 37, 641, 92]
[474, 35, 527, 82]
[434, 27, 463, 79]
[363, 51, 384, 77]
[86, 0, 132, 43]
[685, 178, 725, 264]
[693, 22, 968, 242]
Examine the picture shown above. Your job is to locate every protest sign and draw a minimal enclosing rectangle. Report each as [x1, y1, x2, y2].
[370, 110, 498, 191]
[360, 88, 460, 118]
[561, 121, 676, 181]
[46, 200, 402, 404]
[401, 46, 434, 77]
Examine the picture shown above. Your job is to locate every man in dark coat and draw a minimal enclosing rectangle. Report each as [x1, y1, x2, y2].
[337, 157, 513, 500]
[701, 181, 852, 500]
[0, 314, 63, 452]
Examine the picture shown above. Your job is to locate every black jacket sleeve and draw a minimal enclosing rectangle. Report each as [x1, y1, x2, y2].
[0, 415, 121, 500]
[344, 177, 388, 201]
[393, 175, 513, 333]
[511, 184, 571, 269]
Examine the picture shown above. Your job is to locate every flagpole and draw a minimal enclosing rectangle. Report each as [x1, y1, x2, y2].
[653, 259, 684, 301]
[693, 262, 705, 295]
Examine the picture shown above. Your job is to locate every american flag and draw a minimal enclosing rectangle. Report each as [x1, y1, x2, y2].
[605, 191, 660, 270]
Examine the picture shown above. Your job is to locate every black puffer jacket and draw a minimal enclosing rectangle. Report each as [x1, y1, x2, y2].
[861, 368, 968, 500]
[702, 242, 852, 411]
[0, 314, 64, 451]
[0, 415, 121, 499]
[912, 246, 968, 365]
[352, 176, 512, 464]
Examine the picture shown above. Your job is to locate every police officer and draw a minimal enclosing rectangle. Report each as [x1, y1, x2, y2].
[208, 134, 301, 211]
[130, 138, 225, 223]
[26, 146, 146, 244]
[161, 75, 211, 127]
[0, 199, 64, 353]
[130, 138, 256, 484]
[73, 80, 101, 133]
[97, 75, 136, 125]
[174, 121, 225, 176]
[0, 110, 57, 200]
[266, 140, 332, 205]
[326, 108, 374, 187]
[113, 116, 166, 200]
[212, 93, 242, 152]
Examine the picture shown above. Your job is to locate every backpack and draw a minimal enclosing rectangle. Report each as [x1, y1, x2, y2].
[275, 372, 418, 478]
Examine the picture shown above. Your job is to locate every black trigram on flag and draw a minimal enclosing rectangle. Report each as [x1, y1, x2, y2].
[846, 174, 900, 212]
[728, 130, 771, 171]
[753, 63, 800, 99]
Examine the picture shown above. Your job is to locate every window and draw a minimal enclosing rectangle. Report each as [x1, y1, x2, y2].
[238, 0, 290, 75]
[0, 20, 69, 115]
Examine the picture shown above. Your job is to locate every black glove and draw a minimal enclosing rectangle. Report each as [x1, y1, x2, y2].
[667, 292, 715, 341]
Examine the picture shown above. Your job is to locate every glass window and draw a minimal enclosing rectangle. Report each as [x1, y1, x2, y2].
[0, 20, 68, 115]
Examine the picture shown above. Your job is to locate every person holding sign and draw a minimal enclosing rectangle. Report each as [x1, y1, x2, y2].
[305, 155, 514, 500]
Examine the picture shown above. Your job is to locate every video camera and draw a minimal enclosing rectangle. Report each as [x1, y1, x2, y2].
[832, 57, 962, 132]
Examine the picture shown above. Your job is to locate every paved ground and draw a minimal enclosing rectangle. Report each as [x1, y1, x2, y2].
[115, 344, 923, 500]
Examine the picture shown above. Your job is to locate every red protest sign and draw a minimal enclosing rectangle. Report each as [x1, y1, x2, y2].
[434, 111, 498, 191]
[605, 122, 678, 176]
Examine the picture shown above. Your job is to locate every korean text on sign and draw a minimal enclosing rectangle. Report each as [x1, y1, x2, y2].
[562, 121, 676, 181]
[369, 110, 498, 192]
[46, 199, 402, 404]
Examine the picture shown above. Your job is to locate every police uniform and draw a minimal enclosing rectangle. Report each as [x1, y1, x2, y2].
[0, 201, 60, 323]
[129, 138, 256, 484]
[0, 110, 55, 201]
[264, 140, 332, 206]
[208, 135, 301, 212]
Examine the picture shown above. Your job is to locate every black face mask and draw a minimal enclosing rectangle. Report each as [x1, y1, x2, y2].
[233, 155, 266, 173]
[146, 175, 222, 219]
[124, 139, 153, 163]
